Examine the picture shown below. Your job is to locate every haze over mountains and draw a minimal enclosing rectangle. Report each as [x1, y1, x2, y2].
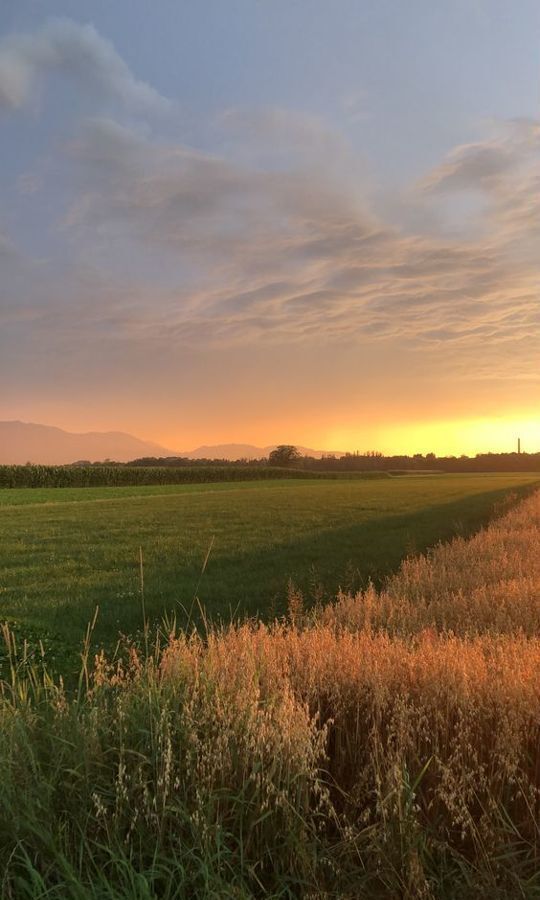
[0, 422, 339, 465]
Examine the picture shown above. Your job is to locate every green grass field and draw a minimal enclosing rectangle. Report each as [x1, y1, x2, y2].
[1, 473, 538, 671]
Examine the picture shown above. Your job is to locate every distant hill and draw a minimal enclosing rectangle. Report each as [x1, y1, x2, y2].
[0, 422, 343, 465]
[178, 443, 266, 460]
[0, 421, 177, 465]
[179, 443, 341, 460]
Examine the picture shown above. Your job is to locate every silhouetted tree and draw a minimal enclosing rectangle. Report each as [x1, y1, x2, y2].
[269, 445, 301, 467]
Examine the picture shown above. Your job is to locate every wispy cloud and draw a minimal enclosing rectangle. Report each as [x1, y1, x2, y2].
[1, 19, 538, 408]
[50, 113, 539, 382]
[420, 120, 539, 193]
[420, 119, 540, 255]
[0, 19, 170, 113]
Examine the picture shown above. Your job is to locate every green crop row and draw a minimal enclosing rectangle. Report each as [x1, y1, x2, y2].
[0, 465, 390, 488]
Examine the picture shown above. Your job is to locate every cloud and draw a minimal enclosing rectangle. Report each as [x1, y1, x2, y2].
[63, 116, 374, 267]
[218, 106, 355, 170]
[420, 119, 539, 193]
[55, 114, 539, 372]
[0, 19, 170, 113]
[2, 103, 539, 393]
[418, 120, 540, 271]
[420, 142, 517, 192]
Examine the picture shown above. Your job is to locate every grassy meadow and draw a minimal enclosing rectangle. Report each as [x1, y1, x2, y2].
[1, 473, 538, 671]
[1, 480, 540, 897]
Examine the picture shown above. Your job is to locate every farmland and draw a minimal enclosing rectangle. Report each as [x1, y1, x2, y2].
[1, 477, 540, 897]
[0, 472, 538, 670]
[0, 463, 358, 489]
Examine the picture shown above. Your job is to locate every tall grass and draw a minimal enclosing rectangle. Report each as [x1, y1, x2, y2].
[2, 492, 540, 897]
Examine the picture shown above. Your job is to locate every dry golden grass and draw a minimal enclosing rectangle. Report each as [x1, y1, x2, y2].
[322, 489, 540, 635]
[157, 625, 540, 893]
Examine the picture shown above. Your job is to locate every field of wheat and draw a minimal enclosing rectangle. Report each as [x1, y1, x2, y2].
[2, 490, 540, 898]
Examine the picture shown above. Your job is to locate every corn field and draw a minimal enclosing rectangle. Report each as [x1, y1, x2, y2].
[0, 464, 388, 489]
[0, 464, 303, 488]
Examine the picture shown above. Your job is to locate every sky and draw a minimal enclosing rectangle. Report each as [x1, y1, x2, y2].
[0, 0, 539, 455]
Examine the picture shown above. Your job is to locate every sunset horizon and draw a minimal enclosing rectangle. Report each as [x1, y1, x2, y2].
[1, 414, 539, 460]
[1, 3, 539, 454]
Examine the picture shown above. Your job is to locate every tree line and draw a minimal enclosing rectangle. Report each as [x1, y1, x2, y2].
[122, 444, 540, 473]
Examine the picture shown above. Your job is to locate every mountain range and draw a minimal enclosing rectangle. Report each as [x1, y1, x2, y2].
[0, 422, 341, 464]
